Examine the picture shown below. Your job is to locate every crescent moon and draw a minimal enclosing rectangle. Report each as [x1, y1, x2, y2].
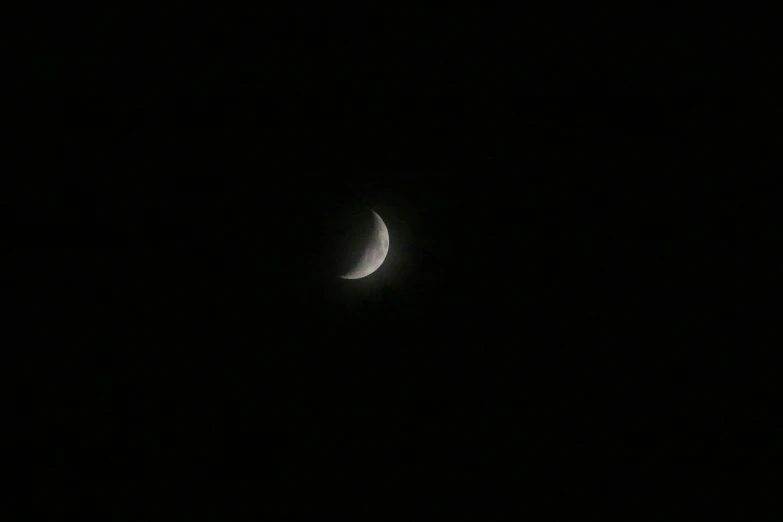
[339, 210, 390, 279]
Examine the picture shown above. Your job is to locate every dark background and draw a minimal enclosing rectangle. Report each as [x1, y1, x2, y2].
[6, 5, 780, 511]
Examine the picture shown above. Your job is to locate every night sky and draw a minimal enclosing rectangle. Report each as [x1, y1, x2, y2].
[9, 6, 778, 512]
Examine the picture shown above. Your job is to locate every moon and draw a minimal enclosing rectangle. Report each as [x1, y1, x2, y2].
[339, 210, 390, 279]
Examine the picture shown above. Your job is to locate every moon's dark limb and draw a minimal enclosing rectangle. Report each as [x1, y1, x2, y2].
[339, 210, 390, 279]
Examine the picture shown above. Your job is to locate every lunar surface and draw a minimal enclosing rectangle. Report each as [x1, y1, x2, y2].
[339, 210, 390, 279]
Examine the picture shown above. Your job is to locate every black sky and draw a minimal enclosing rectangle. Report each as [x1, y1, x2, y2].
[8, 6, 779, 510]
